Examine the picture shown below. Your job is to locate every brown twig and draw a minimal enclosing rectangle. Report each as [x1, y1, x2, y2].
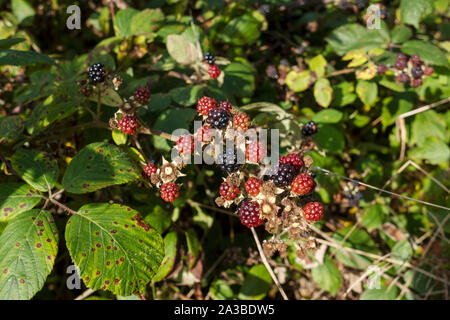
[250, 227, 289, 300]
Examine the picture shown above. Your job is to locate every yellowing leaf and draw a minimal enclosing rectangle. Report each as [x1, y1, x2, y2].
[356, 63, 377, 80]
[348, 56, 368, 67]
[342, 49, 365, 61]
[286, 70, 313, 92]
[309, 54, 327, 78]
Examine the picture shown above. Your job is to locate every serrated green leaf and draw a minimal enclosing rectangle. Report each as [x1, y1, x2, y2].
[326, 24, 388, 55]
[25, 99, 80, 135]
[112, 129, 128, 146]
[0, 184, 42, 222]
[410, 110, 447, 147]
[114, 8, 139, 37]
[360, 285, 399, 300]
[222, 60, 255, 98]
[400, 0, 433, 29]
[149, 93, 171, 111]
[220, 15, 261, 46]
[0, 116, 23, 144]
[356, 80, 378, 107]
[62, 142, 139, 194]
[166, 34, 198, 65]
[401, 40, 448, 66]
[309, 54, 327, 78]
[11, 0, 35, 24]
[141, 205, 172, 234]
[153, 231, 178, 282]
[314, 78, 333, 108]
[65, 203, 164, 296]
[409, 138, 450, 164]
[392, 240, 413, 263]
[286, 70, 312, 92]
[87, 87, 123, 107]
[0, 38, 25, 49]
[311, 256, 342, 296]
[169, 85, 204, 106]
[314, 124, 345, 153]
[0, 209, 58, 300]
[313, 109, 343, 123]
[11, 149, 59, 192]
[129, 9, 164, 36]
[238, 264, 271, 300]
[0, 49, 54, 66]
[390, 25, 412, 44]
[361, 204, 387, 231]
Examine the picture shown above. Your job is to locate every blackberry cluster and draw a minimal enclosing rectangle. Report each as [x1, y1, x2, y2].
[302, 121, 318, 136]
[204, 52, 215, 65]
[219, 148, 243, 173]
[88, 63, 106, 84]
[389, 53, 434, 88]
[206, 108, 230, 129]
[271, 163, 297, 187]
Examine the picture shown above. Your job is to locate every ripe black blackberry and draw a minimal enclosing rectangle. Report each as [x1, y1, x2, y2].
[218, 148, 243, 173]
[302, 121, 318, 136]
[204, 52, 215, 65]
[271, 163, 297, 187]
[411, 66, 424, 79]
[88, 63, 106, 84]
[206, 108, 230, 129]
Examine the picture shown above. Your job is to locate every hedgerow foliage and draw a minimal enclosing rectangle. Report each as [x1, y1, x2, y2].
[0, 0, 448, 300]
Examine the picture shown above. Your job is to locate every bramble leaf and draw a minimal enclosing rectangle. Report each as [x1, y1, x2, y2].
[62, 142, 140, 194]
[0, 209, 58, 300]
[11, 149, 59, 192]
[0, 184, 42, 222]
[65, 203, 164, 296]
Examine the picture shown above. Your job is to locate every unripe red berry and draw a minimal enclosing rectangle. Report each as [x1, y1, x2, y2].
[208, 64, 221, 79]
[119, 116, 138, 135]
[197, 96, 217, 116]
[176, 135, 195, 154]
[302, 202, 324, 221]
[218, 101, 233, 113]
[233, 113, 251, 132]
[195, 125, 213, 143]
[279, 153, 303, 171]
[291, 173, 314, 195]
[423, 66, 434, 76]
[246, 141, 266, 163]
[142, 163, 157, 180]
[160, 183, 179, 202]
[245, 177, 262, 197]
[219, 181, 240, 201]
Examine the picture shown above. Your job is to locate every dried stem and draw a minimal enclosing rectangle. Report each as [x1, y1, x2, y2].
[250, 227, 289, 300]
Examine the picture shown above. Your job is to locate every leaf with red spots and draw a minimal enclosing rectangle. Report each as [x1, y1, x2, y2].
[0, 209, 59, 300]
[62, 142, 140, 194]
[65, 203, 164, 296]
[0, 184, 43, 222]
[11, 149, 59, 192]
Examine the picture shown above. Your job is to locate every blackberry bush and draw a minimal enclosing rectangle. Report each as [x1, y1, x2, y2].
[0, 0, 447, 303]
